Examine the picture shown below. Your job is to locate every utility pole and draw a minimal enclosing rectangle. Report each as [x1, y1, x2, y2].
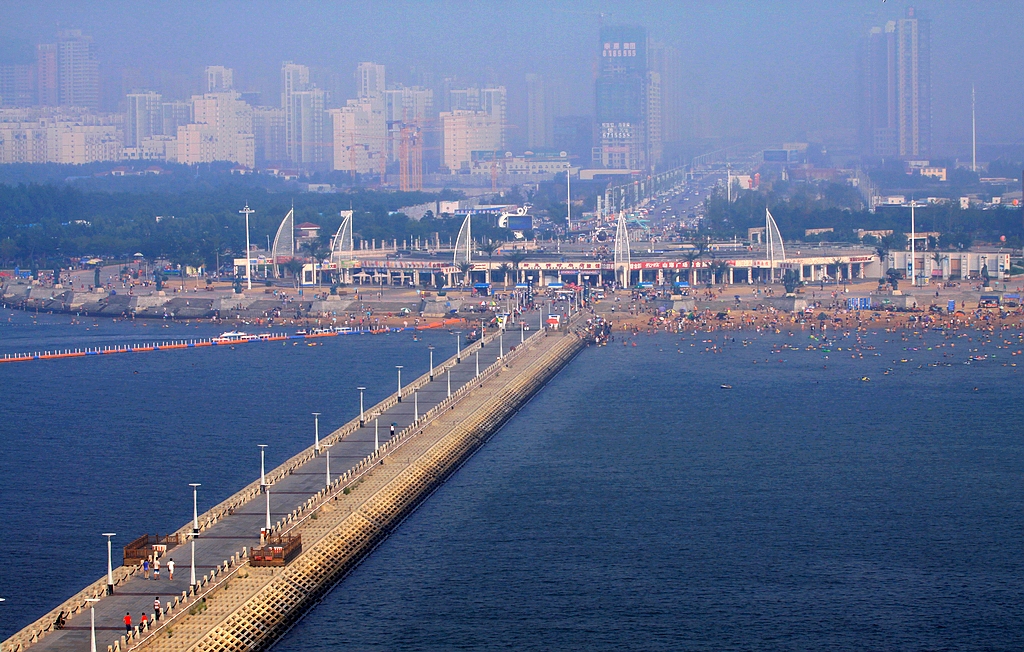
[239, 203, 255, 290]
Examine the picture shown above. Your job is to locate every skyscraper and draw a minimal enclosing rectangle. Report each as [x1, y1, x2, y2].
[280, 62, 328, 166]
[648, 41, 683, 146]
[125, 91, 163, 148]
[859, 7, 931, 158]
[526, 73, 553, 150]
[178, 91, 254, 167]
[205, 66, 234, 93]
[595, 25, 648, 170]
[356, 62, 385, 99]
[56, 30, 99, 109]
[36, 44, 58, 106]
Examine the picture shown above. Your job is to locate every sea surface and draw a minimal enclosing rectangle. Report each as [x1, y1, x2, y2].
[3, 310, 1024, 649]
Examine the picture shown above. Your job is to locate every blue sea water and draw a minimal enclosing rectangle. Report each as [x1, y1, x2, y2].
[3, 310, 1024, 649]
[274, 326, 1024, 651]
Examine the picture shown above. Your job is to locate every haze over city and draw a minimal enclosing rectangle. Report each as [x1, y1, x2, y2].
[1, 0, 1021, 155]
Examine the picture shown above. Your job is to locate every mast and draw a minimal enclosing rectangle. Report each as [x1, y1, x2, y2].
[910, 199, 916, 286]
[972, 85, 977, 173]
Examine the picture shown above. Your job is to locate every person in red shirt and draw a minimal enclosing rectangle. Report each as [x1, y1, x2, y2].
[140, 612, 148, 629]
[124, 612, 132, 634]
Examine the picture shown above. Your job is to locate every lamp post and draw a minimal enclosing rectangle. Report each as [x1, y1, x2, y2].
[258, 444, 267, 489]
[428, 345, 435, 380]
[189, 536, 196, 592]
[499, 331, 504, 358]
[357, 387, 366, 426]
[102, 533, 116, 595]
[325, 450, 331, 486]
[414, 391, 419, 421]
[447, 369, 452, 397]
[521, 320, 525, 344]
[312, 412, 321, 455]
[455, 331, 462, 362]
[189, 483, 201, 536]
[475, 350, 480, 377]
[374, 418, 379, 451]
[86, 597, 100, 652]
[239, 203, 255, 291]
[395, 365, 403, 402]
[264, 489, 272, 533]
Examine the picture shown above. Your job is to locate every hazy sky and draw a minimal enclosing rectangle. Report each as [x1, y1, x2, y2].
[3, 1, 1022, 156]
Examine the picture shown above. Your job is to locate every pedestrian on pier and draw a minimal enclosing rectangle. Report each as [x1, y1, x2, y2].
[143, 557, 150, 579]
[124, 612, 132, 635]
[140, 612, 148, 629]
[167, 558, 174, 581]
[154, 598, 161, 620]
[153, 557, 160, 580]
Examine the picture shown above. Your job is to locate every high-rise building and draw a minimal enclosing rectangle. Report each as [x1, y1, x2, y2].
[253, 106, 287, 164]
[56, 30, 99, 109]
[36, 44, 58, 106]
[526, 73, 553, 149]
[596, 25, 648, 170]
[645, 71, 662, 167]
[0, 63, 36, 108]
[177, 91, 254, 167]
[280, 62, 328, 166]
[288, 88, 327, 166]
[356, 62, 385, 99]
[859, 7, 931, 158]
[330, 98, 385, 174]
[161, 101, 191, 138]
[648, 41, 683, 145]
[125, 91, 162, 148]
[440, 109, 503, 172]
[205, 66, 234, 93]
[384, 85, 432, 162]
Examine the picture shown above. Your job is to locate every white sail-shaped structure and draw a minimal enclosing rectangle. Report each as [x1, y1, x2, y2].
[614, 212, 631, 288]
[453, 213, 472, 265]
[271, 207, 295, 265]
[330, 210, 354, 265]
[766, 208, 785, 281]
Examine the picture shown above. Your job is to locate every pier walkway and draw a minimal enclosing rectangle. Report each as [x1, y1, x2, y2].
[5, 312, 559, 652]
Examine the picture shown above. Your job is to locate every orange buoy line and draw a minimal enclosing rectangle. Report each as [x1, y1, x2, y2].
[0, 318, 471, 365]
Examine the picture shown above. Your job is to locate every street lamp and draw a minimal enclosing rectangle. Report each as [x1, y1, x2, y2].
[395, 365, 403, 402]
[521, 320, 525, 344]
[258, 444, 267, 489]
[325, 449, 331, 486]
[447, 368, 452, 398]
[239, 203, 255, 291]
[264, 489, 272, 533]
[102, 533, 116, 595]
[475, 350, 480, 377]
[189, 483, 201, 536]
[499, 331, 504, 358]
[414, 391, 419, 421]
[189, 536, 197, 592]
[312, 412, 321, 455]
[428, 345, 435, 380]
[374, 418, 379, 451]
[87, 597, 100, 652]
[454, 331, 462, 362]
[357, 387, 366, 426]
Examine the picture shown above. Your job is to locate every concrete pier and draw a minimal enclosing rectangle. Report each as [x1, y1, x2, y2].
[3, 313, 585, 652]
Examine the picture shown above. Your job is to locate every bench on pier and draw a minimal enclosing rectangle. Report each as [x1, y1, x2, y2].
[250, 534, 302, 567]
[123, 534, 181, 565]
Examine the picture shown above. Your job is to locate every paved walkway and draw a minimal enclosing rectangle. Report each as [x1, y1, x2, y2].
[19, 315, 542, 652]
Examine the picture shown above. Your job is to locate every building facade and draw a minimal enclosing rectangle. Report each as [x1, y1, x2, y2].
[526, 73, 553, 150]
[859, 7, 931, 158]
[596, 25, 649, 170]
[56, 30, 99, 109]
[125, 91, 162, 148]
[177, 91, 254, 167]
[441, 109, 503, 172]
[205, 66, 234, 93]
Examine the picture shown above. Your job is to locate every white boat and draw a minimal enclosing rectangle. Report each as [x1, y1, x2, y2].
[214, 331, 258, 343]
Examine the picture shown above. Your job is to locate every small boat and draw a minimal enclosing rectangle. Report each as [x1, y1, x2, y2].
[720, 384, 732, 389]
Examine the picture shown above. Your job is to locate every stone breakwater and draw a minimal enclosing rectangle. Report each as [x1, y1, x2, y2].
[128, 328, 584, 652]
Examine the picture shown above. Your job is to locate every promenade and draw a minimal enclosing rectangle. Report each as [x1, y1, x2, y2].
[6, 311, 552, 652]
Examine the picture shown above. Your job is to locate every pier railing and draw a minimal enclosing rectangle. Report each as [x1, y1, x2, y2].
[1, 318, 547, 652]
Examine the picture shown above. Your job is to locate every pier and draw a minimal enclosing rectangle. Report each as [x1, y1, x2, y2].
[3, 310, 586, 652]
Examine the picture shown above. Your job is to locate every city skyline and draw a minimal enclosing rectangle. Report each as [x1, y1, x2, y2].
[0, 1, 1019, 156]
